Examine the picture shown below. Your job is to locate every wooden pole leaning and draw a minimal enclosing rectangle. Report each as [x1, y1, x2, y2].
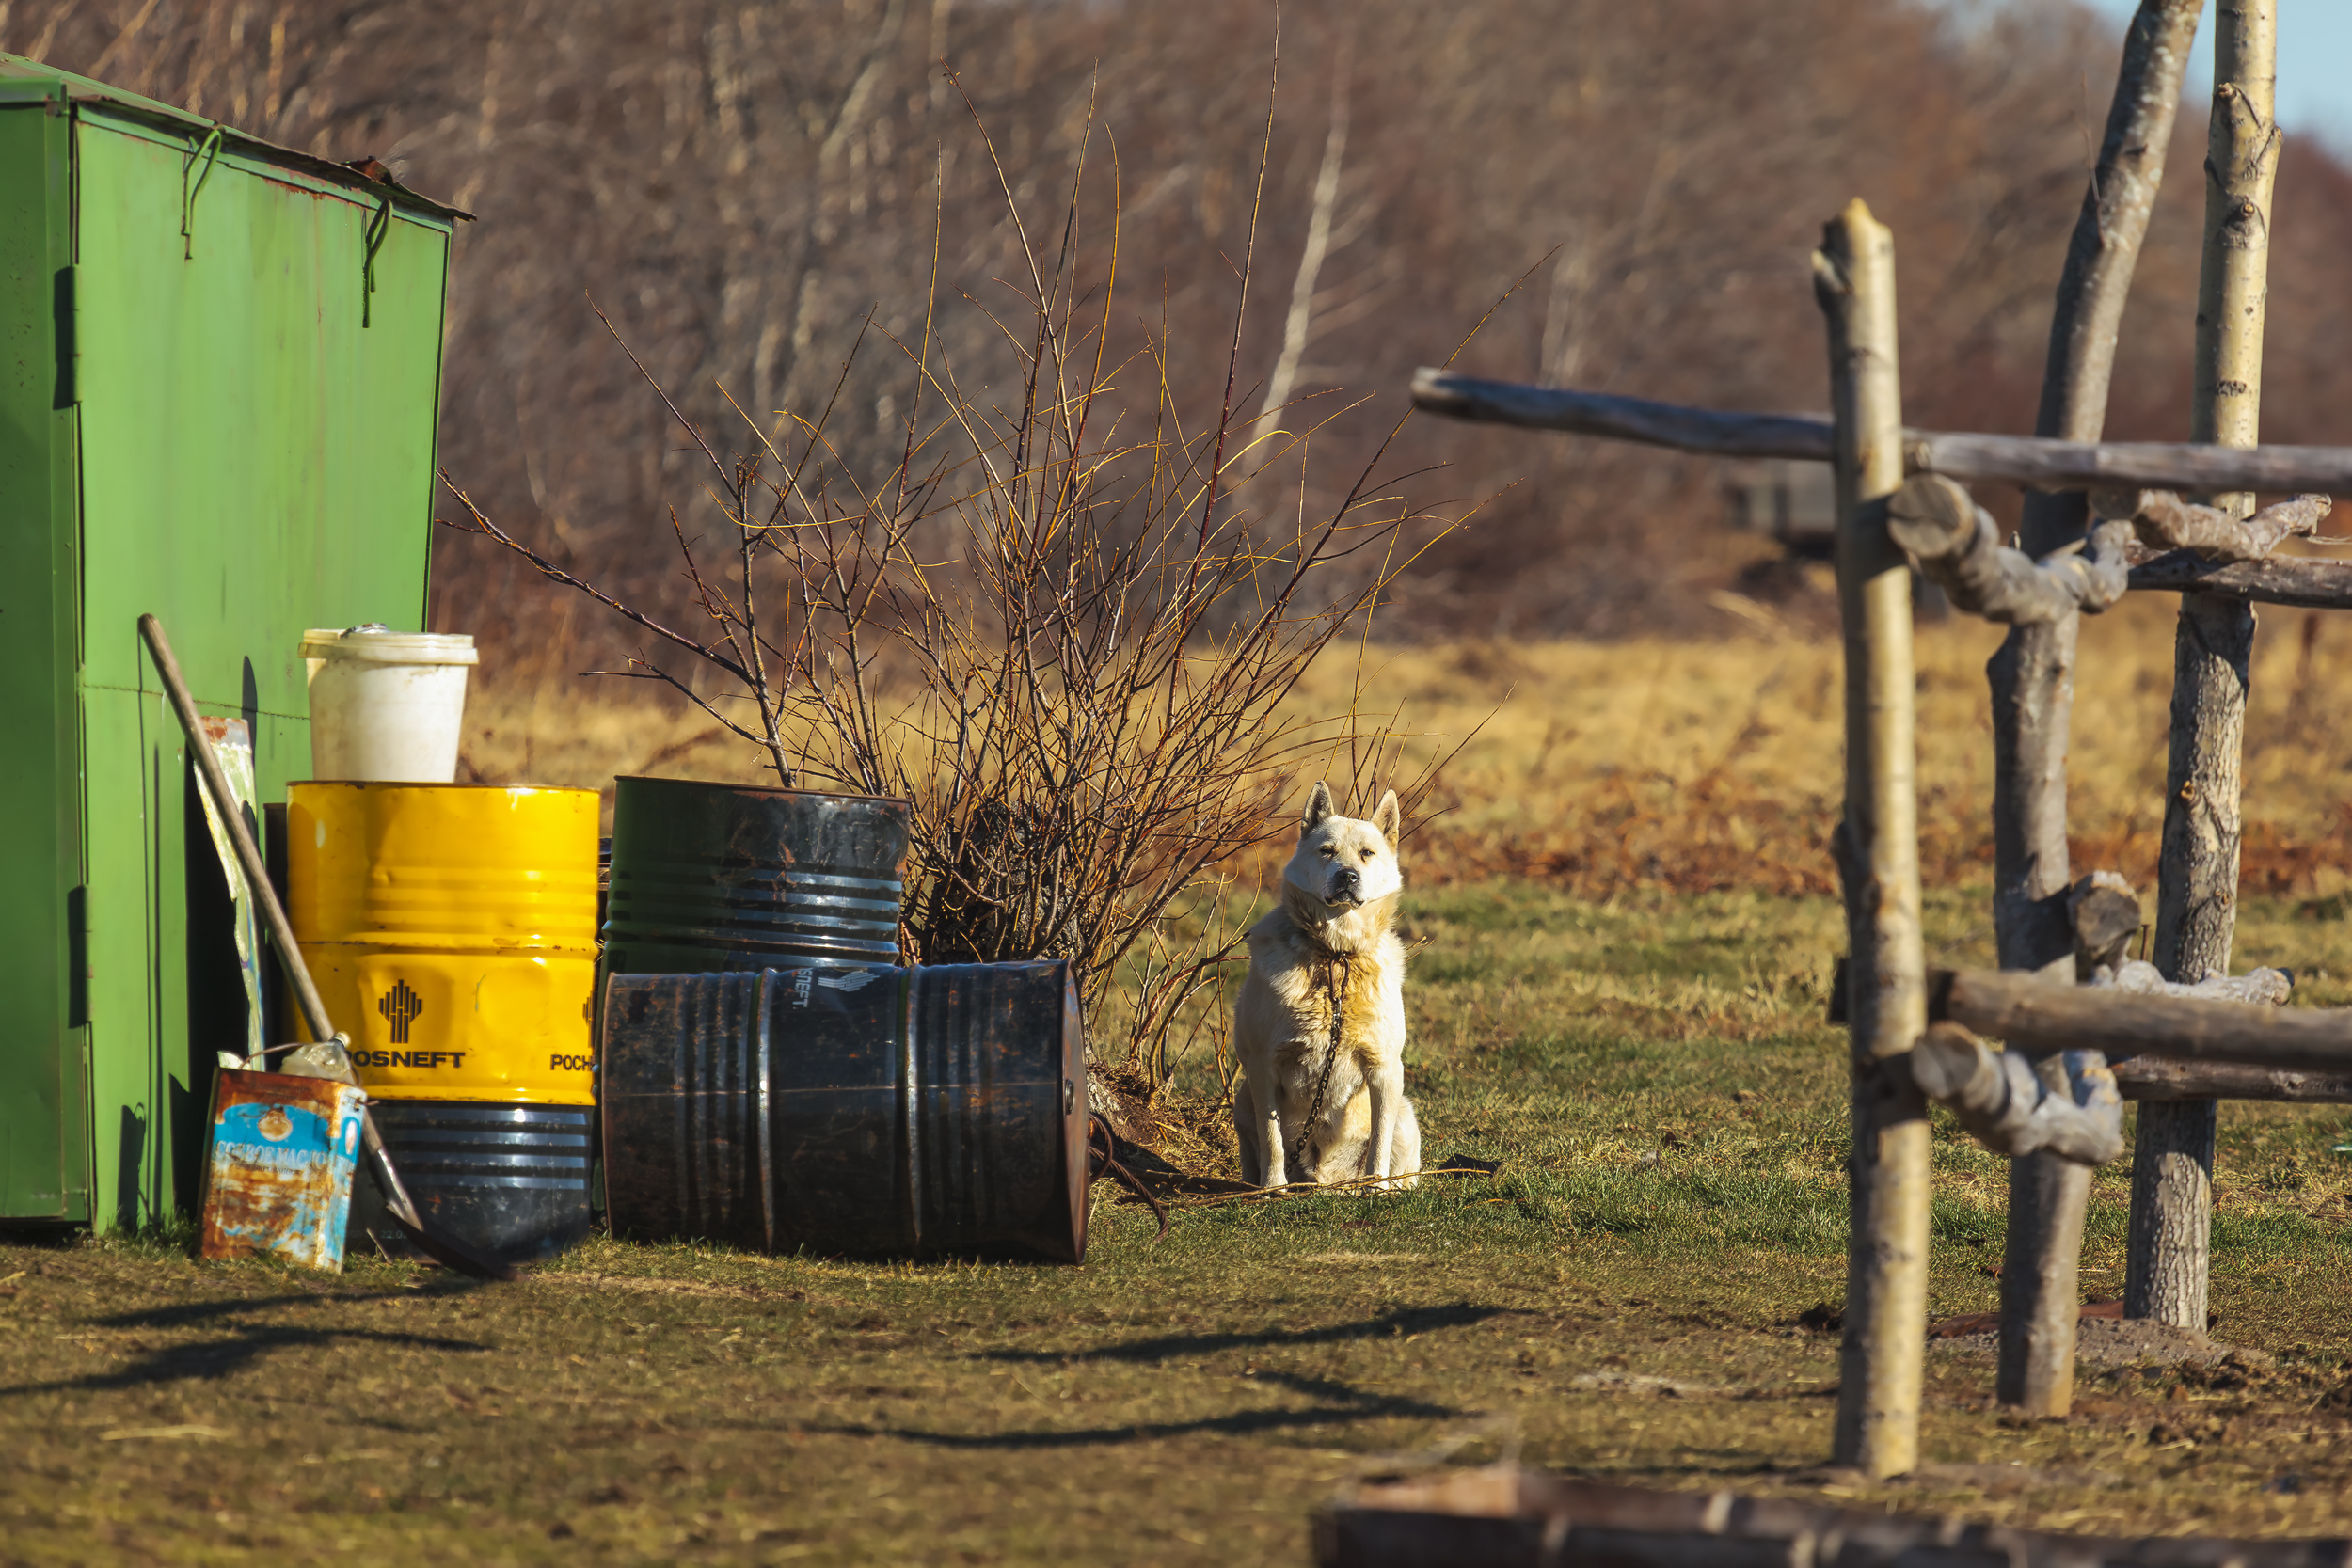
[2133, 0, 2282, 1332]
[1991, 0, 2202, 1420]
[1815, 200, 1929, 1480]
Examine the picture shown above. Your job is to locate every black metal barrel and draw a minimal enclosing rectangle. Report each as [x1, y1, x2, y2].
[600, 777, 911, 975]
[347, 1101, 595, 1264]
[598, 961, 1089, 1262]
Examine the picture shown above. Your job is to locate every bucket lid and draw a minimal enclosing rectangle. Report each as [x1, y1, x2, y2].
[300, 627, 480, 666]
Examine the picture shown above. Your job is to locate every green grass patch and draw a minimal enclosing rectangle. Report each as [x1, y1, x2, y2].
[4, 883, 2350, 1563]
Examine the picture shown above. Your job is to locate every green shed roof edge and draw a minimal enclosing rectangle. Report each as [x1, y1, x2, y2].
[0, 53, 473, 223]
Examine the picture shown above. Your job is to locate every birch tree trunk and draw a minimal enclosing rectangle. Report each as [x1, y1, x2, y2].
[1816, 200, 1928, 1481]
[2131, 1, 2281, 1333]
[1251, 54, 1350, 454]
[1990, 0, 2202, 1418]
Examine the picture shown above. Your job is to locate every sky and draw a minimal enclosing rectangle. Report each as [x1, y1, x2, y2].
[2071, 0, 2352, 156]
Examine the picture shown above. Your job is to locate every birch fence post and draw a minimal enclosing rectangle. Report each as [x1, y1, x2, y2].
[1815, 199, 1928, 1480]
[1992, 0, 2201, 1418]
[2131, 0, 2281, 1331]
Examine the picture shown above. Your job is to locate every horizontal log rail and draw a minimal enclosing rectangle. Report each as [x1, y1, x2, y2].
[2125, 548, 2352, 609]
[1411, 369, 2352, 496]
[1827, 959, 2352, 1099]
[2113, 1057, 2352, 1102]
[1933, 966, 2352, 1071]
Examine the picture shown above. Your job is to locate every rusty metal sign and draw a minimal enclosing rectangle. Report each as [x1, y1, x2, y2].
[199, 1069, 366, 1270]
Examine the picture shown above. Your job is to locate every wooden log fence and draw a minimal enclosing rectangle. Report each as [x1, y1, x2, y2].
[2125, 550, 2352, 607]
[1413, 369, 2352, 609]
[1399, 0, 2343, 1477]
[1887, 473, 2129, 623]
[1929, 967, 2352, 1070]
[1410, 370, 2352, 498]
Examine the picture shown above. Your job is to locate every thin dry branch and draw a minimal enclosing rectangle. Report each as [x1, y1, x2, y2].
[451, 95, 1469, 1093]
[437, 477, 755, 688]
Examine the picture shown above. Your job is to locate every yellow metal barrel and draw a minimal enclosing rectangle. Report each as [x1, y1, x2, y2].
[287, 783, 600, 1104]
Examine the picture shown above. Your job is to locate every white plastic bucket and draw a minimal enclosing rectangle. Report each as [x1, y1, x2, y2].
[300, 627, 479, 783]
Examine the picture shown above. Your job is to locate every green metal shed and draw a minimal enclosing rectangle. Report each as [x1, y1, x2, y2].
[0, 55, 462, 1230]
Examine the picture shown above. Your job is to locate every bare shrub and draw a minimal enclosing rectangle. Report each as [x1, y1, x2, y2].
[445, 100, 1471, 1103]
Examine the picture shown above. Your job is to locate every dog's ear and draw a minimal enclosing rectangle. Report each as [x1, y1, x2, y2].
[1372, 789, 1402, 844]
[1301, 780, 1335, 832]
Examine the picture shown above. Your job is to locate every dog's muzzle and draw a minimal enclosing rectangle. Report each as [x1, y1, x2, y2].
[1326, 866, 1362, 906]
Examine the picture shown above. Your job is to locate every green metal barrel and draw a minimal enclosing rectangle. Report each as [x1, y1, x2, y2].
[600, 776, 912, 975]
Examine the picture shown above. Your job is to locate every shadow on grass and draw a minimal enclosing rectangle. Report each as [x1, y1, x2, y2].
[819, 1369, 1459, 1449]
[11, 1319, 487, 1396]
[77, 1279, 483, 1334]
[979, 1302, 1520, 1366]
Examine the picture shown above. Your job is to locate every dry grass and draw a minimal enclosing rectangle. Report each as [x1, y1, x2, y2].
[467, 586, 2352, 910]
[7, 881, 2351, 1565]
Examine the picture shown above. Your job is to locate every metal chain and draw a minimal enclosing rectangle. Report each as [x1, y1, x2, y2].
[1297, 946, 1352, 1172]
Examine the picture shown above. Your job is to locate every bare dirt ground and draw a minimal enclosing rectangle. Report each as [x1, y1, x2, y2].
[7, 885, 2351, 1564]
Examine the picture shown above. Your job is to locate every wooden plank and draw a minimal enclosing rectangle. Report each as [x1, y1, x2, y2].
[1320, 1470, 2352, 1568]
[1410, 369, 2352, 496]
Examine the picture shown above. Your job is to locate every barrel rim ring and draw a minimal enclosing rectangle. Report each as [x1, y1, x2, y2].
[612, 774, 914, 811]
[287, 781, 601, 800]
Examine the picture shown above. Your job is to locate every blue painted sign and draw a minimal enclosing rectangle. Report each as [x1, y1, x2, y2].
[199, 1070, 367, 1271]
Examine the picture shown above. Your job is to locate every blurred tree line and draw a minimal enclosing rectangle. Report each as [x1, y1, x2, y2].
[14, 0, 2352, 687]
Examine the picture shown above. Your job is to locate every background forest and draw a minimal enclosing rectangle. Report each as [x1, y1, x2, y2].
[17, 0, 2352, 698]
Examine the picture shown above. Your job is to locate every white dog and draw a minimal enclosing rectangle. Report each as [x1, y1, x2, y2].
[1232, 782, 1422, 1190]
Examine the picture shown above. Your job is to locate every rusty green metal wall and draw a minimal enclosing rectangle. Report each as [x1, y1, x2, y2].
[0, 58, 453, 1228]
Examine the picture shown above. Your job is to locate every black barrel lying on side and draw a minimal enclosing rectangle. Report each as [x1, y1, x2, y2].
[599, 961, 1088, 1262]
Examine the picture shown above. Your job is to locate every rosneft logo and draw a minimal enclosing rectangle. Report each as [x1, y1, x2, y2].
[378, 980, 424, 1043]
